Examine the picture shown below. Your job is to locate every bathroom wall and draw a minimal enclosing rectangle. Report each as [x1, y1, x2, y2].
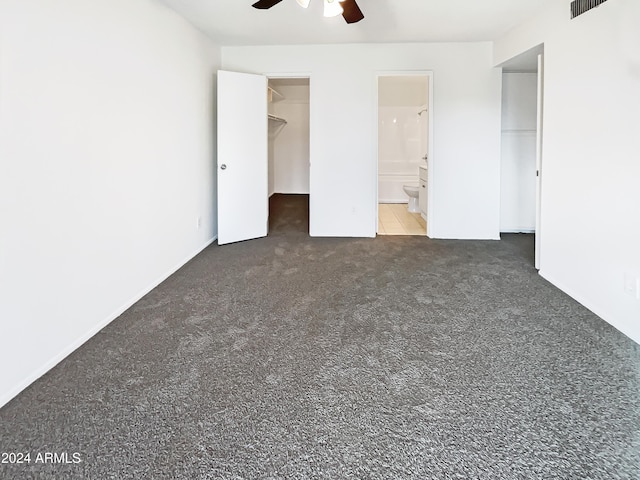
[378, 76, 429, 203]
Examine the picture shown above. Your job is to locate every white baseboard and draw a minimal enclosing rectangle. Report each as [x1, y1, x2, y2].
[501, 228, 535, 234]
[538, 269, 639, 345]
[0, 236, 216, 409]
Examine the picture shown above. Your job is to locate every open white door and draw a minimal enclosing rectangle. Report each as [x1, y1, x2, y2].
[217, 70, 268, 245]
[535, 54, 544, 269]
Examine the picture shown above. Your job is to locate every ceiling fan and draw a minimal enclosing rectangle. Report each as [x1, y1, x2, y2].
[252, 0, 364, 24]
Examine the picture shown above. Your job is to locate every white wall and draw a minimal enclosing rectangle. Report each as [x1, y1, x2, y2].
[378, 76, 428, 107]
[494, 0, 640, 344]
[222, 43, 502, 239]
[0, 0, 220, 407]
[270, 83, 310, 194]
[500, 72, 537, 232]
[378, 104, 423, 170]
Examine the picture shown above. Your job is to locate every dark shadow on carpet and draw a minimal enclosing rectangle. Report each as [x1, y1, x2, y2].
[269, 193, 309, 236]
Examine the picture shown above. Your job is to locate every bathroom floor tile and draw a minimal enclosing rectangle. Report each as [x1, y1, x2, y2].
[378, 203, 426, 236]
[383, 224, 406, 235]
[405, 226, 426, 235]
[400, 218, 421, 228]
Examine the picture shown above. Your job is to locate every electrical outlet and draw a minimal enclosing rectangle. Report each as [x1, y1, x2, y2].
[623, 272, 640, 300]
[197, 216, 202, 229]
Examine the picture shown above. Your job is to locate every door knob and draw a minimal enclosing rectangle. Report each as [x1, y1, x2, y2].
[220, 164, 227, 170]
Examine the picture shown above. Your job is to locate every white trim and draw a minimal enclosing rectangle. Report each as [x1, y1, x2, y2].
[0, 236, 216, 409]
[535, 53, 544, 270]
[502, 129, 537, 134]
[265, 72, 312, 80]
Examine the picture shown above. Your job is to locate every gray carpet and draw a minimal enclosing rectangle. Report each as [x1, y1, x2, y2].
[1, 194, 639, 479]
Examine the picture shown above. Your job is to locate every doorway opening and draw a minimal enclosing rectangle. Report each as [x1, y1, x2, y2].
[499, 45, 544, 268]
[267, 77, 310, 236]
[376, 74, 432, 236]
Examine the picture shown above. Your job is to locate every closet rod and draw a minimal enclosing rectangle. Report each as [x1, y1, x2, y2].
[268, 114, 287, 124]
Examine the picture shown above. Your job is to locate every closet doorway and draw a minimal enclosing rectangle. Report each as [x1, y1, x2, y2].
[267, 77, 311, 236]
[376, 73, 432, 236]
[498, 45, 544, 269]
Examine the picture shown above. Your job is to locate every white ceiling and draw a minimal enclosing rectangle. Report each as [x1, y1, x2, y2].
[158, 0, 556, 46]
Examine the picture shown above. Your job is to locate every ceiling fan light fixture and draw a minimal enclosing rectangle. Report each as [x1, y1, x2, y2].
[323, 0, 344, 17]
[253, 0, 363, 24]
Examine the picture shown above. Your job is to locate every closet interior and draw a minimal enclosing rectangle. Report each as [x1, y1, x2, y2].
[267, 78, 310, 234]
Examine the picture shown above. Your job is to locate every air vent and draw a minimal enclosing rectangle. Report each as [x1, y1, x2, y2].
[571, 0, 608, 19]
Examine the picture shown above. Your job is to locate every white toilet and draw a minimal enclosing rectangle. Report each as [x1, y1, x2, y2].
[403, 184, 420, 213]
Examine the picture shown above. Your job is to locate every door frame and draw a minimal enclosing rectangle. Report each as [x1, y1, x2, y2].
[535, 54, 544, 270]
[265, 72, 312, 234]
[374, 71, 434, 237]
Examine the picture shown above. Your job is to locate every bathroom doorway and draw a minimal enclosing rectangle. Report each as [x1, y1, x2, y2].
[376, 74, 432, 236]
[267, 77, 311, 236]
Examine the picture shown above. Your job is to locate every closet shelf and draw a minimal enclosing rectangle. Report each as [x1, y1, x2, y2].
[267, 86, 284, 103]
[268, 114, 287, 124]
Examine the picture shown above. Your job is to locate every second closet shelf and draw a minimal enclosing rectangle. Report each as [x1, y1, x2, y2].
[268, 86, 284, 103]
[268, 114, 287, 124]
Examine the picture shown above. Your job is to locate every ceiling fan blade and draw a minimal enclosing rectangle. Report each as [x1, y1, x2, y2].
[252, 0, 284, 9]
[341, 0, 364, 23]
